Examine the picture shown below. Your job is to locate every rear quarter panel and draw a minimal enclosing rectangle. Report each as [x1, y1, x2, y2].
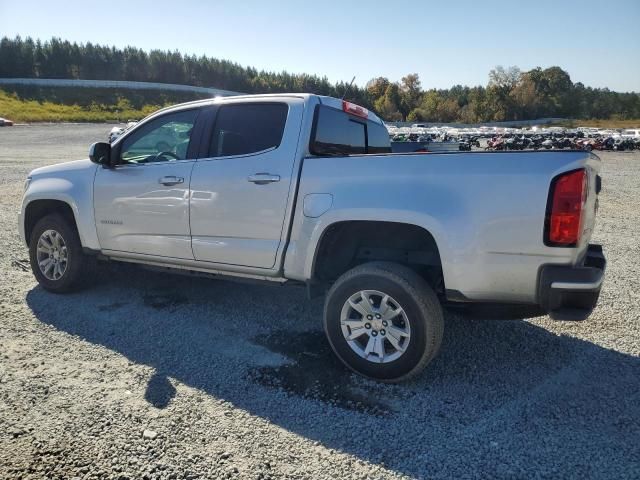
[284, 150, 601, 303]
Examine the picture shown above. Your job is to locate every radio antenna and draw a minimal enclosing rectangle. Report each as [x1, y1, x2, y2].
[342, 76, 356, 100]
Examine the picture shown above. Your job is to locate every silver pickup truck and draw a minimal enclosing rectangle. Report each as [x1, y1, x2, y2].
[19, 94, 606, 381]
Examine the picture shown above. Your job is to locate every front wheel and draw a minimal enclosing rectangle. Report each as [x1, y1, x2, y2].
[29, 213, 91, 293]
[323, 262, 444, 382]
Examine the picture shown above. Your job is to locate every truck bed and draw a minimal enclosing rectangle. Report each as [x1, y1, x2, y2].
[285, 150, 601, 304]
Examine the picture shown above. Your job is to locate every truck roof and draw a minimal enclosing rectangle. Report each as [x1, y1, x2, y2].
[152, 93, 384, 125]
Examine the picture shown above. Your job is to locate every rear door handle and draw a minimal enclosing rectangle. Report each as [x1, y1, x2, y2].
[159, 176, 184, 186]
[247, 173, 280, 185]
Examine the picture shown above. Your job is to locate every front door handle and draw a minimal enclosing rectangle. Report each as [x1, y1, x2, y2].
[159, 176, 184, 186]
[247, 173, 280, 185]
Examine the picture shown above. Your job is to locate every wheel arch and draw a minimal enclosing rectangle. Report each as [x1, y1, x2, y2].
[24, 199, 80, 246]
[310, 219, 445, 295]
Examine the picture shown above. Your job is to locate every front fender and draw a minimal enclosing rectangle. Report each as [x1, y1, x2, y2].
[21, 163, 100, 250]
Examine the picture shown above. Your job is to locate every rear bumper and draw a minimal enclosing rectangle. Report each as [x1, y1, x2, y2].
[538, 244, 606, 321]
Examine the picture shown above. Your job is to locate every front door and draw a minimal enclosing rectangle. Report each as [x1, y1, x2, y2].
[94, 108, 201, 259]
[189, 100, 303, 269]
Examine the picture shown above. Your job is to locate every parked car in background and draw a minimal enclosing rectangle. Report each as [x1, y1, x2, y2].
[621, 129, 640, 138]
[108, 121, 138, 143]
[19, 94, 606, 382]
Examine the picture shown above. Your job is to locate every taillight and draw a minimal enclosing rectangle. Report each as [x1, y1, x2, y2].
[342, 100, 368, 119]
[545, 169, 588, 247]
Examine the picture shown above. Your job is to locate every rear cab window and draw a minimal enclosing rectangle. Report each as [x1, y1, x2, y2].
[309, 104, 391, 156]
[208, 103, 288, 157]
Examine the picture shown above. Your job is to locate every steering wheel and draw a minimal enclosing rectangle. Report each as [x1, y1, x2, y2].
[151, 151, 180, 162]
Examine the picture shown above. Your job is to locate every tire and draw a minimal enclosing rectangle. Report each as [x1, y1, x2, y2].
[29, 213, 91, 293]
[323, 262, 444, 382]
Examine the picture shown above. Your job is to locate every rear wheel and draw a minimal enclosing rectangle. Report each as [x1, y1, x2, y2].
[323, 262, 444, 382]
[29, 213, 91, 293]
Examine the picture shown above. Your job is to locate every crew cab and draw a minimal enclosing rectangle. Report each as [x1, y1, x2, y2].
[19, 94, 606, 381]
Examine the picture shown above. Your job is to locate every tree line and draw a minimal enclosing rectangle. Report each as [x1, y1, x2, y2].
[1, 36, 638, 122]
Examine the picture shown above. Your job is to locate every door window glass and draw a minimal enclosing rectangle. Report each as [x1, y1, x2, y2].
[120, 109, 199, 164]
[209, 103, 288, 157]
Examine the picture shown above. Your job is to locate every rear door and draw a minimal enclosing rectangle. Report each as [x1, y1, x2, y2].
[189, 99, 303, 269]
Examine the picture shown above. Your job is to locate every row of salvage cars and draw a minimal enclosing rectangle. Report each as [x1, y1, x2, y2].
[388, 124, 640, 152]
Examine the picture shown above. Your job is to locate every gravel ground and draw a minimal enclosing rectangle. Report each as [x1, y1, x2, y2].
[0, 124, 639, 479]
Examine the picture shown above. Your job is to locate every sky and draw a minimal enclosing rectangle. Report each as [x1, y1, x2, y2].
[1, 0, 639, 92]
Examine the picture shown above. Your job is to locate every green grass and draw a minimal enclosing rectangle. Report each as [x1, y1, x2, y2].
[0, 86, 209, 123]
[0, 89, 162, 123]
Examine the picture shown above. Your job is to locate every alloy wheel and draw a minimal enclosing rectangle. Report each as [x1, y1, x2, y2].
[340, 289, 411, 363]
[36, 229, 68, 281]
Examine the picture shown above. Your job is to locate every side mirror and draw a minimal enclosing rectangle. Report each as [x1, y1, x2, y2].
[89, 142, 112, 166]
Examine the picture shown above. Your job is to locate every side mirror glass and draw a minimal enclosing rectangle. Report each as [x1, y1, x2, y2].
[89, 142, 112, 166]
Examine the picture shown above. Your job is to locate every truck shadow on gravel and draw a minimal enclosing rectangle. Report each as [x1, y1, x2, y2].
[25, 264, 640, 478]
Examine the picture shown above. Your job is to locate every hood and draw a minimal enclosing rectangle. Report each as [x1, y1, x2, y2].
[29, 158, 97, 178]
